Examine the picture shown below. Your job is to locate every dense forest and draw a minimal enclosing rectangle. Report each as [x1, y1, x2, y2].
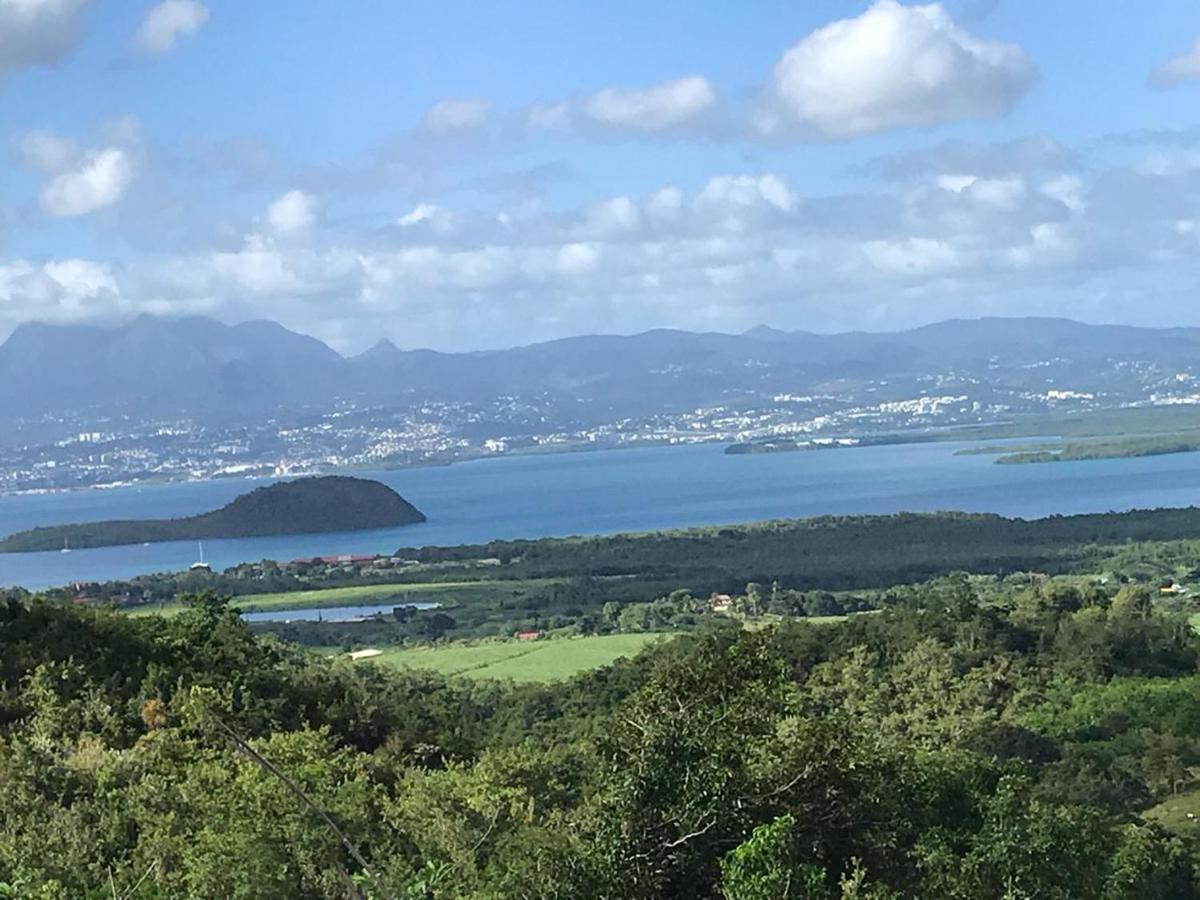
[388, 507, 1200, 588]
[73, 507, 1200, 607]
[0, 477, 426, 552]
[5, 575, 1200, 897]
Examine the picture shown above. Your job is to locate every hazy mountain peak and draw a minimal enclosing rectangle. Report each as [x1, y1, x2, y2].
[743, 324, 793, 341]
[356, 338, 401, 361]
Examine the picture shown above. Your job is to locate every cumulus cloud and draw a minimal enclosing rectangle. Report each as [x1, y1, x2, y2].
[582, 76, 717, 131]
[581, 197, 641, 236]
[395, 202, 455, 235]
[1151, 37, 1200, 88]
[698, 175, 796, 213]
[135, 0, 208, 55]
[420, 5, 1033, 146]
[867, 136, 1072, 181]
[0, 258, 118, 323]
[266, 189, 317, 234]
[0, 0, 89, 77]
[8, 131, 1200, 349]
[421, 98, 491, 133]
[524, 75, 718, 137]
[17, 121, 142, 217]
[17, 129, 80, 173]
[757, 0, 1034, 139]
[39, 147, 135, 217]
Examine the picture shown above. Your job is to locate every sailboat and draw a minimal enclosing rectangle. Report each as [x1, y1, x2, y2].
[60, 537, 70, 554]
[190, 542, 211, 572]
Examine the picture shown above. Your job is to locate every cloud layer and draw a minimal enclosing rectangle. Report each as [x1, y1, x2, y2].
[0, 0, 89, 77]
[1151, 37, 1200, 88]
[0, 0, 1195, 353]
[5, 128, 1200, 351]
[135, 0, 209, 56]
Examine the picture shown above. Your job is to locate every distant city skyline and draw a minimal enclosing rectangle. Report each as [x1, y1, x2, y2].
[1, 1, 1199, 352]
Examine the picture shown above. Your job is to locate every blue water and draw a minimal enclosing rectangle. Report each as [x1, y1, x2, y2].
[1, 440, 1198, 589]
[240, 601, 439, 623]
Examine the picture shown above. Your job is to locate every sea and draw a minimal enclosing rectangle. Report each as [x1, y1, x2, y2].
[2, 439, 1200, 590]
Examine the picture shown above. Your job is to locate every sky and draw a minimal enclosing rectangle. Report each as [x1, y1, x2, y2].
[1, 1, 1200, 353]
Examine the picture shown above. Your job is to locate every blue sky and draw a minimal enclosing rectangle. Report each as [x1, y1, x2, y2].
[1, 1, 1200, 351]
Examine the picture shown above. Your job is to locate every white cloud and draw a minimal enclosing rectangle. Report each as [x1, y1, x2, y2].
[863, 237, 959, 274]
[397, 202, 455, 235]
[39, 147, 134, 217]
[697, 175, 796, 213]
[526, 101, 571, 131]
[0, 0, 89, 76]
[421, 98, 491, 132]
[581, 76, 717, 131]
[1151, 37, 1200, 88]
[18, 129, 80, 173]
[966, 175, 1026, 210]
[0, 258, 117, 321]
[1038, 174, 1085, 213]
[6, 133, 1199, 350]
[135, 0, 208, 55]
[645, 186, 684, 221]
[266, 189, 317, 234]
[937, 174, 976, 192]
[582, 196, 641, 236]
[760, 0, 1034, 138]
[556, 242, 601, 275]
[398, 203, 440, 227]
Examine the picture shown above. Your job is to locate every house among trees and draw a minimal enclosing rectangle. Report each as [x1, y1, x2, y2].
[709, 593, 734, 612]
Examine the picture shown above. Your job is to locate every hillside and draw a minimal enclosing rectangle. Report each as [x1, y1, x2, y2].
[5, 555, 1200, 895]
[5, 314, 1200, 441]
[0, 476, 425, 552]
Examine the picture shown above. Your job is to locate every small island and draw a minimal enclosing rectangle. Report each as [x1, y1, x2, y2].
[0, 476, 426, 553]
[955, 433, 1200, 465]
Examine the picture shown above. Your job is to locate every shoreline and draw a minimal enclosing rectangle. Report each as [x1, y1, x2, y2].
[0, 435, 716, 500]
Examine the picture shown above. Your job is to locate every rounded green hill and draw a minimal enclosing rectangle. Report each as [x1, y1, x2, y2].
[0, 476, 426, 553]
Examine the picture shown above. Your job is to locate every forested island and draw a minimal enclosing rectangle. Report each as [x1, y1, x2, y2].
[726, 434, 945, 455]
[956, 433, 1200, 465]
[0, 476, 425, 552]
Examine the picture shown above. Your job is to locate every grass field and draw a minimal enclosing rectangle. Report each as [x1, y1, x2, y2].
[127, 578, 561, 617]
[1142, 788, 1200, 836]
[350, 632, 666, 682]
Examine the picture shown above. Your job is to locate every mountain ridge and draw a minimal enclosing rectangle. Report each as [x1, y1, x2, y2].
[3, 314, 1199, 439]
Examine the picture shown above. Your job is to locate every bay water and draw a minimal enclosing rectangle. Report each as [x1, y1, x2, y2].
[2, 440, 1198, 590]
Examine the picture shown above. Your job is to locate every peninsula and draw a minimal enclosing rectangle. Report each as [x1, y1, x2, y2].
[0, 476, 426, 553]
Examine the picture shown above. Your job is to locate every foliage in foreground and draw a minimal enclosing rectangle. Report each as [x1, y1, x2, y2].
[3, 581, 1200, 897]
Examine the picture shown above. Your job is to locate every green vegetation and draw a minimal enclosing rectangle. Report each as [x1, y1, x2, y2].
[387, 507, 1200, 593]
[725, 434, 937, 455]
[0, 476, 425, 552]
[61, 506, 1200, 651]
[1144, 789, 1200, 837]
[23, 507, 1200, 893]
[128, 578, 561, 618]
[949, 403, 1200, 442]
[363, 633, 664, 681]
[727, 405, 1200, 461]
[6, 578, 1200, 897]
[955, 432, 1200, 465]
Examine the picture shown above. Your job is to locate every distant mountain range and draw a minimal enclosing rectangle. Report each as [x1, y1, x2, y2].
[3, 314, 1199, 438]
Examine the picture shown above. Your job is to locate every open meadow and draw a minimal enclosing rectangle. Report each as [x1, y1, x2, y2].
[351, 632, 665, 682]
[126, 577, 561, 617]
